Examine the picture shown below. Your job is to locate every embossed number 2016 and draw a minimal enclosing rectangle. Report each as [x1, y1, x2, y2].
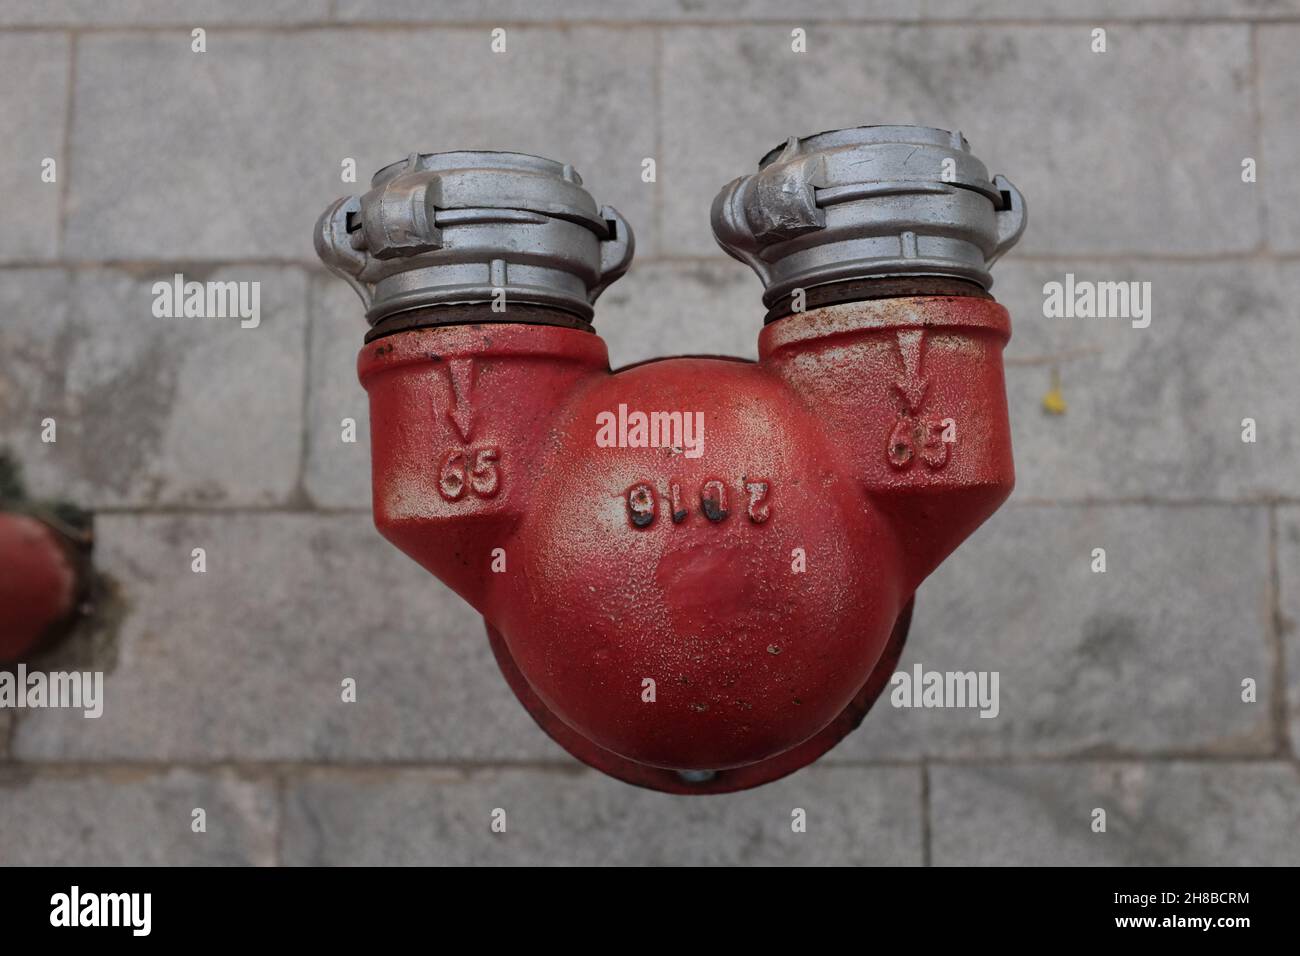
[438, 447, 501, 501]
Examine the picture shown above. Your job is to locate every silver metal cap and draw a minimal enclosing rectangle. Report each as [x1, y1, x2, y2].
[315, 150, 634, 324]
[711, 126, 1026, 306]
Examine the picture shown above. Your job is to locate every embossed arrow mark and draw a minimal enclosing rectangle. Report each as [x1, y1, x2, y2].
[893, 329, 929, 413]
[445, 359, 476, 442]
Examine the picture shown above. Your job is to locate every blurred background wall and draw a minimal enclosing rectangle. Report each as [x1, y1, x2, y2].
[0, 0, 1298, 865]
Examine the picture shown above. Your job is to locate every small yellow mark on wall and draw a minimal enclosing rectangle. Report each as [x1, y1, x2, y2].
[1042, 368, 1067, 415]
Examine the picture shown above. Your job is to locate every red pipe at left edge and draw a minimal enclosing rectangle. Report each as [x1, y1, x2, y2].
[0, 512, 82, 663]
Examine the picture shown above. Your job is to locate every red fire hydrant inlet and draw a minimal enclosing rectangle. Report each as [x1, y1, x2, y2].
[317, 126, 1025, 793]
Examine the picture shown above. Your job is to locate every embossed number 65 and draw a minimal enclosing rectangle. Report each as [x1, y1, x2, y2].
[438, 447, 501, 501]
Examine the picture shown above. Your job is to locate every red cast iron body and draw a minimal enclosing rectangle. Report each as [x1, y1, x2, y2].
[358, 294, 1013, 793]
[322, 130, 1024, 793]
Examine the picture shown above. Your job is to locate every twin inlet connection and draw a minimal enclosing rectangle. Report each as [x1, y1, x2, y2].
[315, 126, 1025, 794]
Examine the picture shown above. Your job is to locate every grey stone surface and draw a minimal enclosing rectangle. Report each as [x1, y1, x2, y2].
[994, 260, 1300, 501]
[0, 767, 277, 865]
[338, 1, 913, 21]
[921, 0, 1300, 16]
[0, 266, 305, 508]
[281, 765, 922, 865]
[0, 1, 330, 24]
[336, 1, 1300, 22]
[11, 512, 561, 762]
[837, 503, 1274, 760]
[0, 4, 1293, 869]
[661, 24, 1257, 258]
[0, 33, 68, 262]
[65, 28, 657, 261]
[1259, 26, 1300, 253]
[597, 259, 760, 369]
[931, 761, 1300, 866]
[1277, 507, 1300, 756]
[304, 274, 371, 509]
